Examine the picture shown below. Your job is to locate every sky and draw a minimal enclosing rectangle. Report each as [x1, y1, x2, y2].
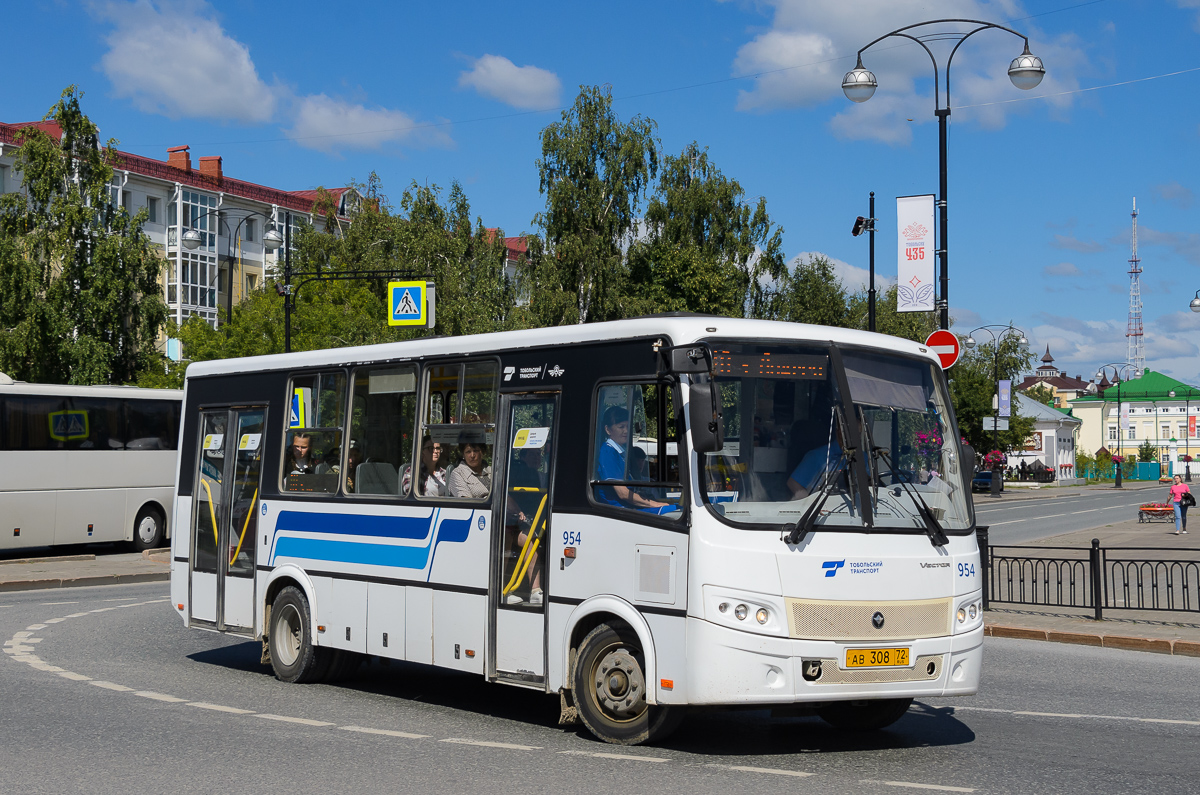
[5, 0, 1200, 385]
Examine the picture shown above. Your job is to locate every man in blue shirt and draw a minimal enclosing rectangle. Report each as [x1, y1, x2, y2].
[787, 434, 843, 499]
[597, 406, 677, 514]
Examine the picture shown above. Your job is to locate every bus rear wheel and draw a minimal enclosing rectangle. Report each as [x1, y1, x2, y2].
[269, 587, 332, 683]
[130, 506, 164, 552]
[818, 698, 913, 731]
[573, 621, 682, 745]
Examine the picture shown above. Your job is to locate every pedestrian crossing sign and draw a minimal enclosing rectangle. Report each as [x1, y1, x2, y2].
[388, 281, 428, 326]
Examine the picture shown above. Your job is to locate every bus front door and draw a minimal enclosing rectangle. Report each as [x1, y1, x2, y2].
[189, 407, 266, 635]
[491, 393, 558, 684]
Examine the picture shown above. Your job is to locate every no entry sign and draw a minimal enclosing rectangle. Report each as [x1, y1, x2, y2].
[925, 329, 961, 369]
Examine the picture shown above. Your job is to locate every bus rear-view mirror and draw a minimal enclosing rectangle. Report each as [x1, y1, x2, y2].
[689, 380, 724, 454]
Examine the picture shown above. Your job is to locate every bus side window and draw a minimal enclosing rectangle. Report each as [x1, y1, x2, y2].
[348, 365, 418, 496]
[591, 382, 682, 517]
[419, 360, 498, 500]
[282, 372, 347, 494]
[125, 400, 180, 450]
[63, 398, 123, 450]
[4, 396, 67, 450]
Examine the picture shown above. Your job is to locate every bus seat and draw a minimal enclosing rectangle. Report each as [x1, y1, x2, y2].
[355, 462, 398, 494]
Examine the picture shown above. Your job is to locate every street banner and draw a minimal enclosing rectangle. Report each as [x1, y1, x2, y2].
[1120, 403, 1130, 430]
[998, 380, 1012, 417]
[897, 194, 936, 312]
[1190, 415, 1196, 438]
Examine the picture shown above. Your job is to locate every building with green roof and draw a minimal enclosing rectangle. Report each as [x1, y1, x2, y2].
[1068, 369, 1200, 467]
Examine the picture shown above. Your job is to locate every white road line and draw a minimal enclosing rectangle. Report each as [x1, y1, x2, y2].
[255, 714, 335, 727]
[1040, 513, 1068, 518]
[42, 618, 66, 624]
[1071, 509, 1101, 514]
[65, 612, 89, 618]
[441, 738, 540, 751]
[956, 705, 1200, 726]
[135, 691, 188, 703]
[38, 601, 79, 606]
[189, 702, 256, 715]
[29, 663, 64, 672]
[90, 681, 133, 692]
[339, 725, 430, 740]
[103, 598, 138, 602]
[709, 764, 814, 777]
[58, 672, 92, 681]
[870, 781, 974, 793]
[89, 608, 118, 613]
[559, 750, 668, 762]
[985, 520, 1023, 526]
[26, 624, 47, 630]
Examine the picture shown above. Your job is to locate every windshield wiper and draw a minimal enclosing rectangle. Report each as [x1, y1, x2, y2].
[877, 448, 949, 548]
[784, 446, 853, 546]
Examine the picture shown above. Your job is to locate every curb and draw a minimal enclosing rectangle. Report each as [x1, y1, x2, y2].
[986, 624, 1200, 657]
[0, 572, 170, 593]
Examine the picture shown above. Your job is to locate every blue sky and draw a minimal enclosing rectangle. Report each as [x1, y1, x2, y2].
[6, 0, 1200, 384]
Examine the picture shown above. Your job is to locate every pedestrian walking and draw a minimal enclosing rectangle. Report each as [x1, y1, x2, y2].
[1169, 474, 1191, 535]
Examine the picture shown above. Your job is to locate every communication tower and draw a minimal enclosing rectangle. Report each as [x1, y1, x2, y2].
[1126, 198, 1144, 374]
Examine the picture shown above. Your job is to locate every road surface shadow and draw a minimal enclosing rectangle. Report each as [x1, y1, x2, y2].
[187, 644, 975, 752]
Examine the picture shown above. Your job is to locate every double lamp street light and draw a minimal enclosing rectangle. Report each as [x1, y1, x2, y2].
[963, 324, 1029, 496]
[1096, 362, 1142, 488]
[843, 20, 1046, 331]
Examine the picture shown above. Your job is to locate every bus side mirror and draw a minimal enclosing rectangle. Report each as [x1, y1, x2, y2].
[689, 379, 724, 453]
[669, 345, 712, 374]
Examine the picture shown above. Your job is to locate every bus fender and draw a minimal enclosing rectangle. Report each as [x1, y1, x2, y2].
[261, 564, 318, 639]
[562, 595, 659, 706]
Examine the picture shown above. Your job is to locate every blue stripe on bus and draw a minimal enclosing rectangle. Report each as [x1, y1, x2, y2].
[274, 510, 434, 540]
[428, 515, 473, 581]
[274, 536, 434, 570]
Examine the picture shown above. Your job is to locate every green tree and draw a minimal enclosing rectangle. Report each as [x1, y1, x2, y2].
[0, 87, 167, 384]
[847, 284, 941, 342]
[524, 85, 659, 325]
[947, 338, 1035, 453]
[768, 254, 852, 327]
[1137, 440, 1159, 463]
[1023, 384, 1056, 406]
[629, 142, 785, 318]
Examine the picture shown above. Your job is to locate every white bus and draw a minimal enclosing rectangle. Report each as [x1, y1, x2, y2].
[170, 316, 983, 745]
[0, 376, 182, 552]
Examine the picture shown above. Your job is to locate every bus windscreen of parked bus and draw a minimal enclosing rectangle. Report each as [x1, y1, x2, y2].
[703, 344, 972, 532]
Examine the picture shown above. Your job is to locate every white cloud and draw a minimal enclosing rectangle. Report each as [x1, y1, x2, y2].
[286, 95, 451, 154]
[459, 55, 561, 109]
[1043, 262, 1082, 277]
[96, 0, 278, 123]
[1049, 233, 1105, 254]
[791, 250, 894, 291]
[1153, 181, 1194, 209]
[731, 1, 1086, 144]
[1178, 1, 1200, 33]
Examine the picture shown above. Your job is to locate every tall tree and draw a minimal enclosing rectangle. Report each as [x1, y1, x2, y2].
[768, 254, 852, 327]
[630, 142, 785, 318]
[0, 87, 167, 384]
[846, 284, 941, 342]
[948, 338, 1035, 453]
[525, 85, 659, 325]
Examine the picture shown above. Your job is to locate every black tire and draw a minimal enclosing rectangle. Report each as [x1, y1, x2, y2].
[818, 698, 913, 731]
[572, 621, 683, 745]
[269, 586, 333, 683]
[130, 505, 165, 552]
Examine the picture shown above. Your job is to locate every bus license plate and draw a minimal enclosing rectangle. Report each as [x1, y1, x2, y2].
[845, 647, 910, 668]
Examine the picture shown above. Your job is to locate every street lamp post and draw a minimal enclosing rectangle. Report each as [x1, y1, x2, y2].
[851, 193, 877, 332]
[1096, 363, 1141, 488]
[964, 323, 1029, 497]
[843, 20, 1045, 331]
[182, 210, 284, 333]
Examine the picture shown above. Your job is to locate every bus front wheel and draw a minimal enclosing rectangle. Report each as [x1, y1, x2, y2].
[573, 621, 682, 746]
[269, 587, 332, 684]
[130, 506, 165, 552]
[818, 698, 913, 731]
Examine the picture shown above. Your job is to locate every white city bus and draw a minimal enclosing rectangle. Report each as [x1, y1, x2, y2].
[170, 316, 983, 745]
[0, 377, 182, 552]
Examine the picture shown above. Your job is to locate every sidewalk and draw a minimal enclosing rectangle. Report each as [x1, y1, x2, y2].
[0, 548, 170, 592]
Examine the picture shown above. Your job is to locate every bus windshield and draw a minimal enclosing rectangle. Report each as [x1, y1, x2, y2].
[701, 343, 972, 533]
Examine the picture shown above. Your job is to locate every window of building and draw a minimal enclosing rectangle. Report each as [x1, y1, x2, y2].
[419, 361, 498, 500]
[244, 218, 256, 243]
[1128, 426, 1137, 440]
[246, 273, 258, 292]
[146, 197, 159, 224]
[1163, 423, 1172, 440]
[1108, 425, 1117, 441]
[590, 382, 682, 517]
[121, 190, 131, 211]
[0, 164, 8, 193]
[346, 366, 418, 496]
[282, 372, 347, 494]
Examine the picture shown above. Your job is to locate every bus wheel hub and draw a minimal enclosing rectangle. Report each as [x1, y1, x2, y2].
[595, 649, 644, 715]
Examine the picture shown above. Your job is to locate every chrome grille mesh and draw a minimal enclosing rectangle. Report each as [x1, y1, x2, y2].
[813, 654, 944, 685]
[785, 597, 953, 641]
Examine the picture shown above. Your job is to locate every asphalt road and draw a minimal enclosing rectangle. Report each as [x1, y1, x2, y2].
[2, 582, 1198, 794]
[972, 486, 1165, 544]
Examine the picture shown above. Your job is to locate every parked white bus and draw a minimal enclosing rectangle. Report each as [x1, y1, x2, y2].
[0, 376, 182, 552]
[170, 316, 983, 745]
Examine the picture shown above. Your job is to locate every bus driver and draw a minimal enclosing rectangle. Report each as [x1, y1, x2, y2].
[596, 406, 676, 514]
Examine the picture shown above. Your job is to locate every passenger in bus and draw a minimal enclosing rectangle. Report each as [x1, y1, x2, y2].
[286, 432, 317, 475]
[402, 436, 448, 496]
[343, 440, 363, 493]
[504, 446, 545, 605]
[628, 447, 667, 502]
[786, 425, 844, 499]
[447, 442, 491, 498]
[596, 406, 675, 513]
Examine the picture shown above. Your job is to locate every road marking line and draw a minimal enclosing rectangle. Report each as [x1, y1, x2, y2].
[1040, 513, 1067, 518]
[65, 612, 90, 618]
[12, 631, 33, 639]
[4, 646, 34, 655]
[189, 702, 255, 715]
[58, 672, 92, 681]
[29, 663, 64, 672]
[339, 725, 430, 739]
[39, 601, 79, 606]
[559, 750, 668, 762]
[22, 638, 43, 644]
[986, 520, 1023, 526]
[708, 764, 814, 777]
[955, 705, 1200, 726]
[90, 681, 133, 692]
[42, 618, 66, 624]
[135, 691, 188, 703]
[26, 624, 47, 630]
[441, 738, 540, 751]
[872, 781, 974, 792]
[103, 598, 138, 602]
[1071, 509, 1100, 514]
[89, 608, 118, 613]
[1014, 711, 1083, 718]
[255, 714, 335, 727]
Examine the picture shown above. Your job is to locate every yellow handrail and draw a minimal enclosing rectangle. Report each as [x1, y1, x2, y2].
[502, 494, 548, 596]
[200, 480, 219, 551]
[229, 488, 258, 566]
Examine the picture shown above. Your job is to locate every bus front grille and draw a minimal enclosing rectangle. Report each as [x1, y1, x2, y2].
[784, 597, 953, 641]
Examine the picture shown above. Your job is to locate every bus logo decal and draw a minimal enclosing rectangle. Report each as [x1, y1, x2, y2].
[503, 366, 516, 381]
[822, 559, 845, 577]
